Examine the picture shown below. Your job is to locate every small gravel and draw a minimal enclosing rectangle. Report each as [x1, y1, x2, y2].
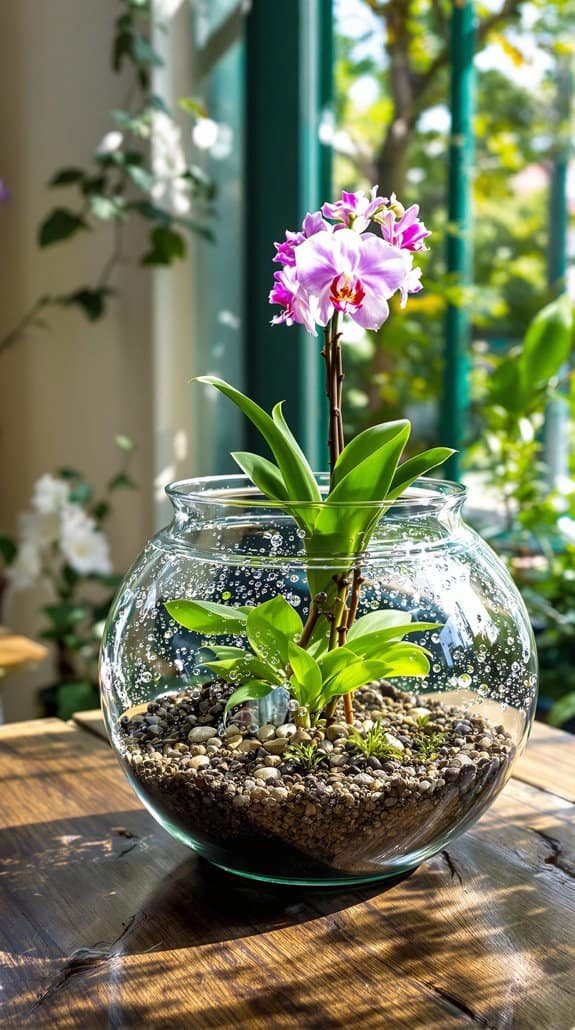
[118, 681, 516, 877]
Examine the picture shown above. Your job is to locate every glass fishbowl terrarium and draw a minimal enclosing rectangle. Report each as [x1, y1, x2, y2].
[99, 474, 537, 886]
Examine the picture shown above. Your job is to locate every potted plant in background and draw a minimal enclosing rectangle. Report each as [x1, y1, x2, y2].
[100, 187, 538, 886]
[7, 437, 137, 720]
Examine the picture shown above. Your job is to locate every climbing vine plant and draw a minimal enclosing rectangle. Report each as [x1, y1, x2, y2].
[0, 0, 216, 354]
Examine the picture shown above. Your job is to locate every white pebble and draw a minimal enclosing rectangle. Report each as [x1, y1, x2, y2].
[189, 755, 210, 769]
[384, 732, 404, 751]
[257, 724, 276, 742]
[276, 723, 297, 739]
[187, 726, 216, 743]
[254, 766, 281, 781]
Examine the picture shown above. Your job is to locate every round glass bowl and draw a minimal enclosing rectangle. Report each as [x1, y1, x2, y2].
[100, 475, 537, 886]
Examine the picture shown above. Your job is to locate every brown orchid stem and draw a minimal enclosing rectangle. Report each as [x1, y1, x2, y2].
[322, 311, 344, 485]
[297, 592, 326, 649]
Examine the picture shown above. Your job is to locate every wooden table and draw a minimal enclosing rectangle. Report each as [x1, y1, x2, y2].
[1, 715, 574, 1029]
[0, 627, 47, 674]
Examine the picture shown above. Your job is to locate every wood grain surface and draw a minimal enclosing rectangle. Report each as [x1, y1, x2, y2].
[0, 717, 574, 1029]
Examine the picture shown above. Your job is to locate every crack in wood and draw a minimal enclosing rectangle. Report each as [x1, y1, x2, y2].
[530, 827, 575, 879]
[441, 848, 464, 886]
[420, 981, 499, 1028]
[30, 912, 143, 1012]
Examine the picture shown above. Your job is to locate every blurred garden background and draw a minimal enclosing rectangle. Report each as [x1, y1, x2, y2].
[1, 0, 574, 728]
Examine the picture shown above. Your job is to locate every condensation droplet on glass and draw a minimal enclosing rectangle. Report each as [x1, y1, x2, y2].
[288, 699, 299, 712]
[222, 590, 231, 601]
[458, 673, 472, 688]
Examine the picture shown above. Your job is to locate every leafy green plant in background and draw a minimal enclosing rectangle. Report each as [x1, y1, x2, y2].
[466, 294, 575, 726]
[0, 0, 217, 354]
[4, 437, 137, 716]
[333, 0, 571, 440]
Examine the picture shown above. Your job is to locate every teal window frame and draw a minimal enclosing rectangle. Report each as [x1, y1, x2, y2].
[244, 0, 333, 470]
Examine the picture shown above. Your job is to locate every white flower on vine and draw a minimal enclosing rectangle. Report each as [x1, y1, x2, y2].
[7, 540, 42, 590]
[97, 131, 123, 155]
[151, 112, 190, 215]
[154, 0, 184, 17]
[19, 509, 60, 550]
[32, 474, 70, 515]
[60, 506, 112, 576]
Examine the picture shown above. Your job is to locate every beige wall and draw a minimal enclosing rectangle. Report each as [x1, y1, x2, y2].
[0, 0, 156, 719]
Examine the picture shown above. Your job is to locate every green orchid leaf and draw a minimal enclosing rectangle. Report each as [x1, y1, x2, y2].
[287, 641, 322, 707]
[271, 401, 318, 488]
[332, 421, 410, 488]
[379, 642, 431, 678]
[205, 655, 279, 684]
[193, 377, 321, 505]
[347, 609, 415, 640]
[165, 599, 247, 636]
[322, 659, 392, 699]
[231, 451, 289, 502]
[206, 645, 248, 660]
[246, 595, 303, 668]
[388, 448, 455, 500]
[327, 422, 411, 506]
[317, 646, 360, 682]
[224, 680, 275, 714]
[347, 625, 438, 659]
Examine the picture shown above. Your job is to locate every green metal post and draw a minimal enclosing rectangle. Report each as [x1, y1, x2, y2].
[544, 58, 572, 485]
[441, 0, 476, 481]
[245, 0, 332, 470]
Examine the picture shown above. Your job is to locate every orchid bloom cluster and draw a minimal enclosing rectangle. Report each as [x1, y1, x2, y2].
[8, 474, 112, 591]
[269, 186, 430, 336]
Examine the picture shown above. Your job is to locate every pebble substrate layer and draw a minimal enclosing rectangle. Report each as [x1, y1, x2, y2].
[119, 683, 516, 876]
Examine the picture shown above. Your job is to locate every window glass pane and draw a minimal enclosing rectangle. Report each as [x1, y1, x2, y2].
[189, 10, 245, 473]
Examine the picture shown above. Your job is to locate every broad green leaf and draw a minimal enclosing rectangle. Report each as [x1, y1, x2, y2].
[38, 209, 88, 247]
[488, 353, 524, 413]
[205, 654, 279, 684]
[317, 646, 360, 682]
[347, 625, 438, 660]
[311, 425, 410, 544]
[379, 642, 431, 677]
[521, 293, 573, 389]
[272, 401, 317, 488]
[165, 599, 247, 636]
[288, 642, 322, 707]
[207, 645, 247, 660]
[327, 423, 410, 505]
[332, 421, 410, 488]
[246, 595, 303, 668]
[323, 659, 392, 699]
[231, 451, 289, 501]
[194, 377, 321, 506]
[347, 610, 414, 641]
[388, 448, 455, 500]
[224, 680, 274, 714]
